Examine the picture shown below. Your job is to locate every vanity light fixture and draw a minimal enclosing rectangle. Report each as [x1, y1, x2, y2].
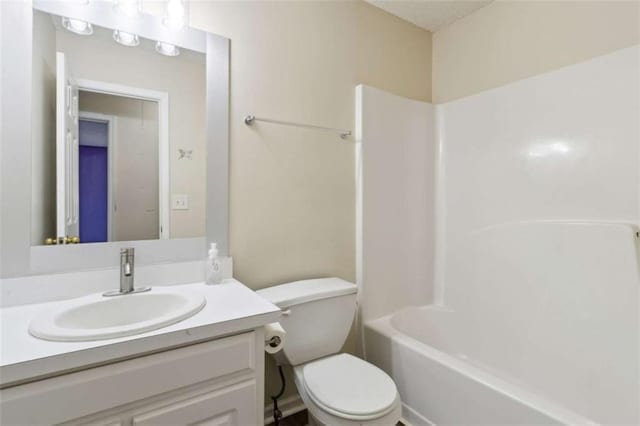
[155, 41, 180, 57]
[113, 0, 142, 18]
[113, 30, 140, 47]
[163, 0, 188, 29]
[61, 17, 94, 35]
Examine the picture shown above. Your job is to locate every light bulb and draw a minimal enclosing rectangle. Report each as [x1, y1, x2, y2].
[113, 30, 139, 47]
[163, 0, 187, 29]
[62, 17, 93, 35]
[113, 0, 141, 18]
[155, 41, 180, 57]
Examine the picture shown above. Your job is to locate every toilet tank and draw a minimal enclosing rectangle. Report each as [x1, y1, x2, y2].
[257, 278, 357, 366]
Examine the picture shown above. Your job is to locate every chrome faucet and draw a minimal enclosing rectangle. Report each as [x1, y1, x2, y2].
[120, 248, 135, 293]
[104, 248, 151, 296]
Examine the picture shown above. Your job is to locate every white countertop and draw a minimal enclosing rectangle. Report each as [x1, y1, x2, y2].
[0, 280, 281, 387]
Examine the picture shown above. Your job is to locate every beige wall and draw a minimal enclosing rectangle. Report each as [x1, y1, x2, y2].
[433, 0, 640, 103]
[140, 0, 432, 405]
[184, 0, 432, 290]
[79, 92, 160, 242]
[55, 24, 206, 239]
[31, 11, 57, 245]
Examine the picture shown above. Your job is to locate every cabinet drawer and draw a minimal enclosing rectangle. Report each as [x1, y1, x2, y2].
[132, 380, 257, 426]
[0, 333, 255, 425]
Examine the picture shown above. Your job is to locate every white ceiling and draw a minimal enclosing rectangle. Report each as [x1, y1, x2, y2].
[365, 0, 493, 32]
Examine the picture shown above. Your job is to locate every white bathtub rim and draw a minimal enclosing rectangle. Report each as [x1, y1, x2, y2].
[365, 310, 598, 426]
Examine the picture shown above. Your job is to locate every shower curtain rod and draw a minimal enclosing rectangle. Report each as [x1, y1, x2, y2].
[244, 115, 352, 139]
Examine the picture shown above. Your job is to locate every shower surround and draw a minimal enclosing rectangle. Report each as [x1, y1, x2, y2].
[356, 45, 640, 425]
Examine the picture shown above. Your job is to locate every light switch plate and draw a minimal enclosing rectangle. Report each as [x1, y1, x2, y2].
[172, 194, 189, 210]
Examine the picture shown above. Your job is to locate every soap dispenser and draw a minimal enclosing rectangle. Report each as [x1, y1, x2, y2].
[206, 243, 223, 285]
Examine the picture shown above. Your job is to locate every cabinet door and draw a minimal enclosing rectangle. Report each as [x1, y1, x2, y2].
[56, 51, 80, 240]
[131, 380, 257, 426]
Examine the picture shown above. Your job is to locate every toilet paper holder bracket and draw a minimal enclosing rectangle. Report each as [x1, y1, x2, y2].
[266, 335, 282, 348]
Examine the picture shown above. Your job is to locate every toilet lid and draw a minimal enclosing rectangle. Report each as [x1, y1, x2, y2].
[302, 354, 398, 420]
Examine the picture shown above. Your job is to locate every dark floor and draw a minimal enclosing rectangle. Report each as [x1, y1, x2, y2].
[265, 409, 307, 426]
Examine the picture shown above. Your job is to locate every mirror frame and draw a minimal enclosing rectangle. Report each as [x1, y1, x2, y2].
[0, 1, 229, 277]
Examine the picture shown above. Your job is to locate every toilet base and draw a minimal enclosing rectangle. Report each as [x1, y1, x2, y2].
[304, 401, 401, 426]
[307, 412, 322, 426]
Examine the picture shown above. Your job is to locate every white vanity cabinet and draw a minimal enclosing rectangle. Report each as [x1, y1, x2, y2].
[0, 331, 265, 426]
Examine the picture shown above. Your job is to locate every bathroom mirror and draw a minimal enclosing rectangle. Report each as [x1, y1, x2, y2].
[0, 1, 228, 276]
[31, 9, 205, 245]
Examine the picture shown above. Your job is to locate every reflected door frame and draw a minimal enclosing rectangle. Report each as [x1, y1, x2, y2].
[76, 78, 170, 240]
[78, 112, 116, 242]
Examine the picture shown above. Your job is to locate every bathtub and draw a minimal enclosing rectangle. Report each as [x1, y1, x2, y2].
[363, 223, 639, 425]
[365, 307, 596, 425]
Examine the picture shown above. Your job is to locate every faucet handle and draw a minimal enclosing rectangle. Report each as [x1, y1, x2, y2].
[104, 247, 149, 297]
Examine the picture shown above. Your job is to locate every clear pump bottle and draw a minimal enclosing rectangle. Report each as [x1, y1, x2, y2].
[206, 243, 223, 284]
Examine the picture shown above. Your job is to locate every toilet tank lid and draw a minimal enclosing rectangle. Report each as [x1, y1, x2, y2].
[256, 278, 356, 308]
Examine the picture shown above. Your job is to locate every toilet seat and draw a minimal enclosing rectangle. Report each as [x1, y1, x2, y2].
[299, 354, 399, 421]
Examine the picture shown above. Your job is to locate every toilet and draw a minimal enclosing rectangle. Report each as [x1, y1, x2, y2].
[257, 278, 402, 426]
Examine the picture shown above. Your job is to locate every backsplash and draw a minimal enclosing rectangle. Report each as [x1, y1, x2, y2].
[0, 257, 233, 308]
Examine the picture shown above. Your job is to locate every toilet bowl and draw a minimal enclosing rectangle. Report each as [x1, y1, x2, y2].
[257, 278, 402, 426]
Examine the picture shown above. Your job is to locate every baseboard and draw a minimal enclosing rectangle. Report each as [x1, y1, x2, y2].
[263, 395, 306, 425]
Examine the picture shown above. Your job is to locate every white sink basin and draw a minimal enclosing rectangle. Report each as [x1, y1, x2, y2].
[29, 287, 206, 342]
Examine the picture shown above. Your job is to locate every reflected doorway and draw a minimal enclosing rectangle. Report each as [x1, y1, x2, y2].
[78, 118, 109, 243]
